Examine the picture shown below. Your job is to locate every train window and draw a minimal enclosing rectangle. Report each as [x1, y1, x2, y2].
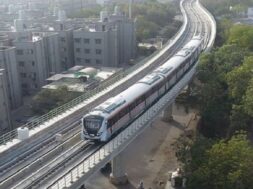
[136, 97, 143, 105]
[142, 94, 146, 102]
[167, 74, 172, 80]
[187, 58, 190, 63]
[158, 82, 162, 89]
[129, 102, 136, 111]
[108, 119, 113, 127]
[151, 87, 156, 93]
[121, 107, 129, 118]
[146, 89, 152, 98]
[108, 117, 117, 127]
[113, 114, 120, 124]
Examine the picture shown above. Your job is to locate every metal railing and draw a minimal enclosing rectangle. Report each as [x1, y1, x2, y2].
[0, 0, 190, 147]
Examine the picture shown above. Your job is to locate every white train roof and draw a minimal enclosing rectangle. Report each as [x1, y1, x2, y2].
[155, 37, 202, 77]
[88, 73, 164, 118]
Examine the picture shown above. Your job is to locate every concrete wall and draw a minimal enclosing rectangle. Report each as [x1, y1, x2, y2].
[39, 32, 61, 75]
[0, 69, 12, 134]
[116, 20, 136, 66]
[0, 46, 22, 109]
[58, 29, 74, 70]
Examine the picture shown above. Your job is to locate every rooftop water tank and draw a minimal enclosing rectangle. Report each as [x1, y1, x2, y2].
[58, 10, 66, 21]
[54, 7, 59, 16]
[100, 11, 108, 22]
[17, 127, 29, 140]
[114, 6, 120, 15]
[18, 10, 26, 20]
[8, 4, 14, 14]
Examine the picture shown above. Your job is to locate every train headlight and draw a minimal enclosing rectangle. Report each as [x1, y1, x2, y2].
[97, 132, 103, 136]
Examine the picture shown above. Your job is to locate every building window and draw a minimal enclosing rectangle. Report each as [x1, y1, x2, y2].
[20, 73, 27, 78]
[85, 59, 90, 64]
[32, 61, 35, 66]
[27, 49, 33, 54]
[76, 57, 81, 63]
[76, 48, 81, 53]
[62, 47, 67, 52]
[31, 72, 36, 80]
[19, 61, 25, 67]
[21, 83, 27, 88]
[96, 59, 102, 64]
[74, 38, 81, 43]
[95, 49, 102, 55]
[84, 38, 90, 44]
[95, 39, 102, 44]
[61, 37, 66, 42]
[84, 49, 90, 54]
[16, 49, 24, 55]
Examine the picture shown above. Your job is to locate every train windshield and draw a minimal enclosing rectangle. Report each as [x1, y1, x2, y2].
[83, 116, 104, 132]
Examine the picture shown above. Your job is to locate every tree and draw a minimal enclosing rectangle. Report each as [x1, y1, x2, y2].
[228, 25, 253, 50]
[229, 105, 251, 135]
[242, 79, 253, 116]
[31, 86, 81, 115]
[201, 0, 253, 17]
[215, 19, 232, 46]
[68, 5, 102, 18]
[121, 0, 179, 42]
[196, 44, 249, 137]
[188, 133, 253, 189]
[226, 56, 253, 102]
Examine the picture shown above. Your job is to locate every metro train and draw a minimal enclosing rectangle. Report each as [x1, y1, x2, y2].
[81, 36, 203, 142]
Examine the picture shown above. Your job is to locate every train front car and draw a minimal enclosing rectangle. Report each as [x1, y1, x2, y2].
[81, 112, 107, 142]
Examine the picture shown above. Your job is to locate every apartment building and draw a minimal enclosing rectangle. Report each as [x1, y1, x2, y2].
[74, 28, 118, 67]
[13, 34, 48, 95]
[0, 46, 22, 109]
[73, 7, 136, 67]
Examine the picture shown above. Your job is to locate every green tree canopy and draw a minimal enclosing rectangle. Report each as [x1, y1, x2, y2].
[188, 133, 253, 189]
[68, 5, 102, 18]
[226, 56, 253, 101]
[201, 0, 253, 17]
[228, 25, 253, 50]
[125, 0, 179, 41]
[242, 78, 253, 116]
[31, 86, 81, 115]
[196, 44, 249, 137]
